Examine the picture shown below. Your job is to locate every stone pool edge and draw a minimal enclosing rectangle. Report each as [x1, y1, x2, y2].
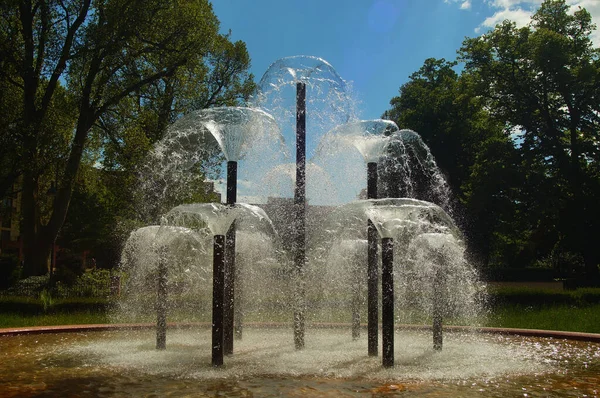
[1, 323, 600, 342]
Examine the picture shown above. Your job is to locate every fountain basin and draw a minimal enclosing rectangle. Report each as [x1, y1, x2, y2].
[1, 324, 599, 397]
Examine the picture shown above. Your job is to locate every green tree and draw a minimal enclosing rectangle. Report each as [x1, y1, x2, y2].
[383, 58, 503, 198]
[0, 0, 254, 275]
[459, 0, 600, 277]
[383, 58, 511, 264]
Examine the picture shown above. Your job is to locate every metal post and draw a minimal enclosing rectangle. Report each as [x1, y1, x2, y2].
[234, 262, 243, 340]
[224, 161, 237, 355]
[367, 161, 378, 356]
[381, 237, 394, 368]
[294, 82, 306, 350]
[156, 250, 167, 350]
[351, 256, 361, 340]
[227, 161, 238, 205]
[212, 234, 226, 367]
[433, 266, 444, 351]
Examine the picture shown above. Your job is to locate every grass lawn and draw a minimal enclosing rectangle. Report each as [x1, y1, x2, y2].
[2, 287, 600, 333]
[0, 311, 110, 328]
[2, 305, 600, 334]
[484, 303, 600, 334]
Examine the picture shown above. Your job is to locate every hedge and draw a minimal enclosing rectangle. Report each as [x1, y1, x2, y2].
[487, 287, 600, 307]
[0, 296, 113, 315]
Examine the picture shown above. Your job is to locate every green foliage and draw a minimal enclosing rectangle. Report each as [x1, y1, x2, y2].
[486, 303, 600, 333]
[0, 0, 256, 275]
[0, 254, 21, 289]
[487, 287, 600, 307]
[52, 269, 123, 298]
[4, 275, 50, 297]
[3, 268, 122, 299]
[39, 289, 54, 312]
[53, 250, 84, 286]
[0, 295, 111, 316]
[384, 58, 499, 194]
[0, 311, 110, 328]
[383, 57, 511, 264]
[458, 0, 600, 275]
[385, 0, 600, 277]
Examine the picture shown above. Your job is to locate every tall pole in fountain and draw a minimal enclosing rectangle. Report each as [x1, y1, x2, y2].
[212, 234, 226, 367]
[156, 248, 167, 350]
[367, 162, 378, 355]
[294, 81, 306, 350]
[224, 161, 237, 355]
[381, 237, 394, 368]
[433, 257, 444, 351]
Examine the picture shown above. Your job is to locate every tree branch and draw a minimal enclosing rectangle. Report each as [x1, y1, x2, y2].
[40, 0, 91, 115]
[96, 63, 183, 118]
[34, 0, 48, 79]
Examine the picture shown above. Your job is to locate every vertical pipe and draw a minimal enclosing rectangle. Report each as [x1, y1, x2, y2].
[227, 161, 238, 205]
[224, 161, 237, 355]
[433, 266, 444, 351]
[212, 234, 226, 367]
[234, 262, 243, 340]
[351, 259, 361, 340]
[294, 81, 306, 350]
[367, 162, 378, 199]
[156, 249, 167, 350]
[381, 237, 394, 368]
[367, 161, 378, 356]
[224, 223, 236, 354]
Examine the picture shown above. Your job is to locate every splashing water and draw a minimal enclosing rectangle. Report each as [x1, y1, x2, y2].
[253, 55, 358, 159]
[312, 119, 398, 203]
[379, 129, 453, 212]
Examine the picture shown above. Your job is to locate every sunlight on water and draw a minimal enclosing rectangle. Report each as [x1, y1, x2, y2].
[1, 330, 599, 397]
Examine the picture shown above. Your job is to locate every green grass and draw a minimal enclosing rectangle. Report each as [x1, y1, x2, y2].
[2, 288, 600, 333]
[0, 311, 110, 328]
[484, 303, 600, 334]
[486, 287, 600, 307]
[481, 287, 600, 333]
[0, 295, 114, 328]
[3, 305, 599, 334]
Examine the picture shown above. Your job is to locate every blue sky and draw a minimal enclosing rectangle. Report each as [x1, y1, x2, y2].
[211, 0, 599, 121]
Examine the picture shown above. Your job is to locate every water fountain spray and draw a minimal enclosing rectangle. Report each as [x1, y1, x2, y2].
[320, 120, 397, 353]
[365, 209, 403, 367]
[349, 128, 394, 354]
[127, 56, 483, 370]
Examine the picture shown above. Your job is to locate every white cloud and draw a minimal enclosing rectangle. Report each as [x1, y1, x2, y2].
[570, 0, 600, 46]
[480, 7, 534, 29]
[444, 0, 473, 10]
[445, 0, 600, 46]
[486, 0, 542, 8]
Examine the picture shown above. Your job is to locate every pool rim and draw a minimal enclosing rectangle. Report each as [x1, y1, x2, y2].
[1, 323, 599, 342]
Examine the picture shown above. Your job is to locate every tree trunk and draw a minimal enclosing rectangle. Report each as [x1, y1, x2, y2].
[568, 117, 597, 278]
[21, 166, 47, 276]
[21, 105, 94, 276]
[20, 127, 51, 276]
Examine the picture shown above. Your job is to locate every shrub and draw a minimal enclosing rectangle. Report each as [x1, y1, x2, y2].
[0, 254, 21, 289]
[4, 274, 49, 297]
[53, 250, 84, 286]
[488, 287, 600, 307]
[0, 295, 111, 314]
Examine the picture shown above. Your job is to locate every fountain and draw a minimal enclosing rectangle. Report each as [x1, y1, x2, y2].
[2, 56, 600, 396]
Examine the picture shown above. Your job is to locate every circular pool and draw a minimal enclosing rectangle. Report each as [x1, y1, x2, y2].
[1, 326, 599, 397]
